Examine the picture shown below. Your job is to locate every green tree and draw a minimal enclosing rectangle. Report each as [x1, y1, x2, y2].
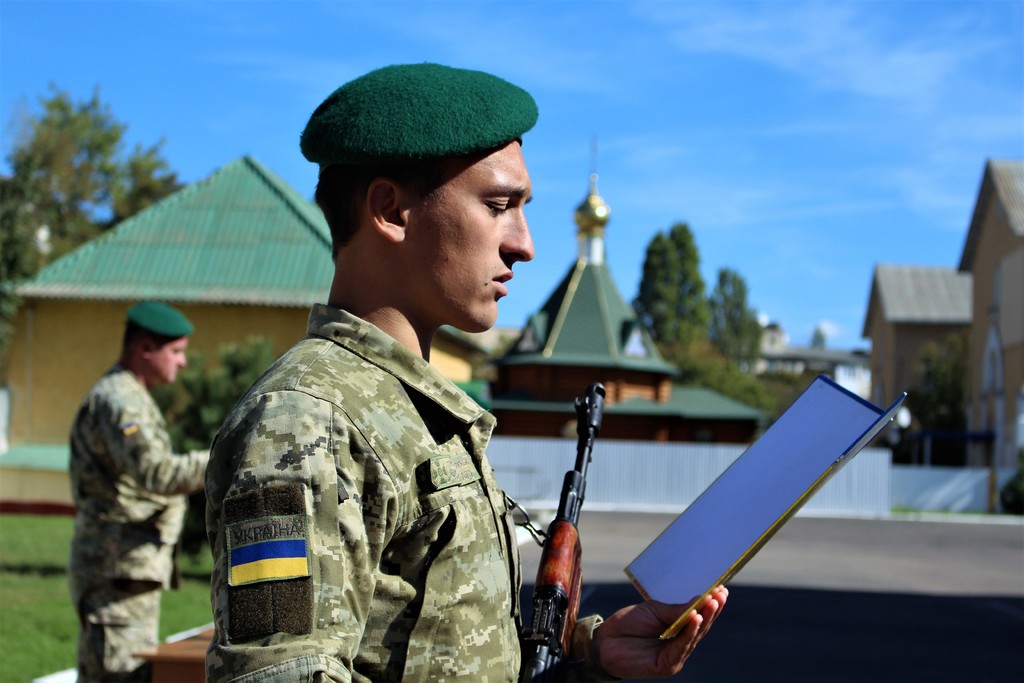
[908, 331, 966, 431]
[1, 85, 179, 379]
[0, 177, 40, 377]
[999, 448, 1024, 515]
[152, 336, 277, 556]
[674, 338, 774, 414]
[708, 267, 762, 370]
[6, 86, 123, 258]
[811, 326, 827, 349]
[110, 142, 181, 226]
[633, 222, 709, 357]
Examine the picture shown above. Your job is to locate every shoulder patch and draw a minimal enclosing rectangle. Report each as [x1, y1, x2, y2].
[120, 422, 140, 436]
[227, 515, 311, 586]
[222, 483, 314, 639]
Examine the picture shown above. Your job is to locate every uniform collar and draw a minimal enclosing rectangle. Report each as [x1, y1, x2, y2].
[109, 363, 146, 392]
[306, 304, 489, 428]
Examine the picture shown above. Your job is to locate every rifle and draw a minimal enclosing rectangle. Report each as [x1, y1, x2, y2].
[519, 382, 606, 682]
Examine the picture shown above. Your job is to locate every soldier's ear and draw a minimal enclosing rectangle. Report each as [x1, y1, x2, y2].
[367, 178, 407, 244]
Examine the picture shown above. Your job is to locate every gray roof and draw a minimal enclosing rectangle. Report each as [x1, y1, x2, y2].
[959, 159, 1024, 271]
[864, 264, 971, 334]
[761, 346, 870, 368]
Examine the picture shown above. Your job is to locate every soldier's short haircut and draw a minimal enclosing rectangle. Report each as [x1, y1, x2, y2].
[314, 160, 446, 258]
[122, 321, 180, 352]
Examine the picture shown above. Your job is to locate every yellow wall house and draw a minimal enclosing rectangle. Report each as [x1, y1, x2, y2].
[1, 156, 486, 513]
[959, 159, 1024, 470]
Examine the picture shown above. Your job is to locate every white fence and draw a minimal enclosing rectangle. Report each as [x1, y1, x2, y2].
[487, 436, 893, 516]
[892, 465, 1017, 513]
[487, 436, 1018, 516]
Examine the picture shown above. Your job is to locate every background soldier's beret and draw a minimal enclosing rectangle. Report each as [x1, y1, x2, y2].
[126, 301, 194, 338]
[300, 63, 538, 166]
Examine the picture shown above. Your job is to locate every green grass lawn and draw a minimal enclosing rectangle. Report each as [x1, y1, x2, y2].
[0, 514, 214, 683]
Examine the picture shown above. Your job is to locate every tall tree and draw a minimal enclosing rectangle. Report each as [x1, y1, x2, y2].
[110, 142, 181, 226]
[633, 222, 709, 356]
[6, 86, 123, 258]
[1, 85, 179, 379]
[811, 326, 827, 349]
[708, 267, 762, 369]
[909, 332, 966, 431]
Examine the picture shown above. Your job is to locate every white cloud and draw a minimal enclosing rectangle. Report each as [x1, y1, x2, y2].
[816, 319, 843, 341]
[641, 0, 1009, 108]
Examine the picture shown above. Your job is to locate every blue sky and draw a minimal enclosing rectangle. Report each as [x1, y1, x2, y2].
[2, 0, 1022, 351]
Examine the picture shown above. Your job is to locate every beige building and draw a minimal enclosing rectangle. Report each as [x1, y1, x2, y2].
[0, 157, 486, 512]
[863, 159, 1023, 471]
[959, 160, 1024, 469]
[862, 264, 972, 412]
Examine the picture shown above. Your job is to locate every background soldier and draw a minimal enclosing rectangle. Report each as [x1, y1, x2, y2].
[205, 63, 726, 682]
[69, 301, 209, 682]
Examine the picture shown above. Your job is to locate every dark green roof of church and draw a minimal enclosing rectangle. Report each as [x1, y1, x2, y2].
[498, 260, 677, 374]
[17, 156, 333, 306]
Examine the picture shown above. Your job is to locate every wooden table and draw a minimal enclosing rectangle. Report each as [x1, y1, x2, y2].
[137, 626, 213, 683]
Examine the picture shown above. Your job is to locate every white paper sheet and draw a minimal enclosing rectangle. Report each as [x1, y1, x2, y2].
[624, 375, 905, 635]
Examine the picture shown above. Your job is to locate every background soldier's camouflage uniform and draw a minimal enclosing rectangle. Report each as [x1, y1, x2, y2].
[69, 365, 209, 682]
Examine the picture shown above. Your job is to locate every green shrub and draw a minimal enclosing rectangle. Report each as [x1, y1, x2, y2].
[999, 449, 1024, 515]
[153, 336, 277, 555]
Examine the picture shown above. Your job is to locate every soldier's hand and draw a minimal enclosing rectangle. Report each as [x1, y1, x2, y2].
[592, 586, 728, 679]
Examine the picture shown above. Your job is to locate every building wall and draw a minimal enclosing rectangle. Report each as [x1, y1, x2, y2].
[964, 200, 1024, 468]
[5, 298, 484, 448]
[865, 303, 896, 406]
[6, 299, 312, 446]
[869, 319, 966, 410]
[491, 409, 757, 444]
[496, 363, 667, 404]
[0, 467, 73, 513]
[429, 336, 478, 383]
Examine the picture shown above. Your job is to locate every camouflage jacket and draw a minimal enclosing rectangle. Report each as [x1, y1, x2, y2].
[206, 305, 524, 682]
[69, 364, 208, 588]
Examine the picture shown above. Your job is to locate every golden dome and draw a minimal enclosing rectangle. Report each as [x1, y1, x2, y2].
[574, 173, 611, 235]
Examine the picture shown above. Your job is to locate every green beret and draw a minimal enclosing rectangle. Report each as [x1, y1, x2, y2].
[126, 301, 193, 338]
[300, 63, 538, 166]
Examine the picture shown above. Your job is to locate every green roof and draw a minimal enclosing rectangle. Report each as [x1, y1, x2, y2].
[616, 386, 766, 421]
[17, 156, 333, 307]
[499, 260, 676, 374]
[491, 384, 765, 421]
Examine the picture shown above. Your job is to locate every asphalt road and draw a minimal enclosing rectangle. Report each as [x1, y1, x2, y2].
[519, 512, 1024, 683]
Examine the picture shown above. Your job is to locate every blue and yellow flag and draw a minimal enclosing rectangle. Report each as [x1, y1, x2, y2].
[227, 515, 311, 586]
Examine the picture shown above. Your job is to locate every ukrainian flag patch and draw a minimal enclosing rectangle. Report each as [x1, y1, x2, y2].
[227, 514, 311, 586]
[120, 422, 140, 436]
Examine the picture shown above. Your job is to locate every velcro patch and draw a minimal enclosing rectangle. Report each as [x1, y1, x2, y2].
[227, 514, 311, 586]
[424, 452, 480, 490]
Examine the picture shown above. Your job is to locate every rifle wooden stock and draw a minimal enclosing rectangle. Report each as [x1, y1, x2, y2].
[519, 383, 605, 682]
[534, 519, 582, 654]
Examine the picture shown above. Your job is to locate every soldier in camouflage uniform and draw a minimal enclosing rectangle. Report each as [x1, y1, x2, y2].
[69, 301, 209, 682]
[206, 63, 727, 683]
